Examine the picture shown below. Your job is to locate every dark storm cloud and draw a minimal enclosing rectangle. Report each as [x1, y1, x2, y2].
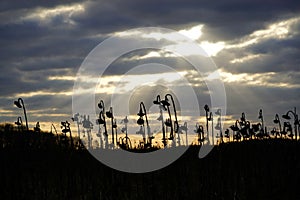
[0, 23, 99, 62]
[213, 17, 300, 74]
[216, 48, 300, 74]
[104, 49, 195, 76]
[0, 78, 74, 97]
[73, 0, 300, 41]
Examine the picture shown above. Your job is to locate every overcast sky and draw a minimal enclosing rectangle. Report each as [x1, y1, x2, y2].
[0, 0, 299, 133]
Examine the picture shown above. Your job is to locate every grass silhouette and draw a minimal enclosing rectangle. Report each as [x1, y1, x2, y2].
[0, 123, 299, 199]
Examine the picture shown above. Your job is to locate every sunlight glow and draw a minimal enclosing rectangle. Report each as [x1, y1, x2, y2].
[226, 16, 300, 49]
[48, 76, 76, 81]
[114, 25, 225, 58]
[115, 30, 142, 37]
[200, 41, 225, 56]
[95, 71, 189, 95]
[219, 69, 300, 88]
[121, 50, 177, 61]
[0, 109, 13, 114]
[12, 91, 73, 98]
[230, 54, 262, 64]
[23, 3, 85, 24]
[138, 51, 161, 60]
[179, 25, 203, 40]
[33, 113, 70, 118]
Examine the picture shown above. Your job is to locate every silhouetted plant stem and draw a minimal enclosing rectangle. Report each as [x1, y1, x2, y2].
[282, 107, 299, 140]
[137, 102, 152, 148]
[153, 95, 167, 147]
[14, 98, 29, 131]
[106, 107, 115, 147]
[204, 105, 210, 144]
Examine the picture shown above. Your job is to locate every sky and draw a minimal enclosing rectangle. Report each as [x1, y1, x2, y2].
[0, 0, 299, 138]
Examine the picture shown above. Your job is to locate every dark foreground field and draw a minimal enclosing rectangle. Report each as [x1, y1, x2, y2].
[0, 131, 300, 200]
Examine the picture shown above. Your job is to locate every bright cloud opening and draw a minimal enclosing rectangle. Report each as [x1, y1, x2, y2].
[230, 54, 262, 64]
[179, 25, 203, 40]
[200, 41, 225, 57]
[22, 3, 85, 24]
[218, 69, 300, 88]
[226, 16, 300, 49]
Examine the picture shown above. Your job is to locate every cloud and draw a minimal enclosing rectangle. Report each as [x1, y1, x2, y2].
[21, 3, 85, 25]
[0, 0, 299, 132]
[213, 16, 300, 74]
[221, 70, 300, 88]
